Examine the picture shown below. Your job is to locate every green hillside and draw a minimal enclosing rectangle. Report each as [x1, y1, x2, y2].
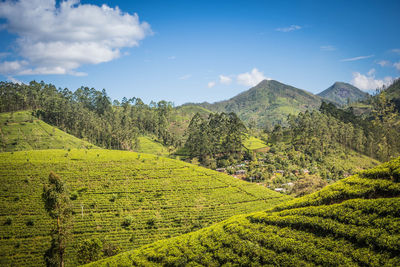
[173, 105, 212, 119]
[243, 136, 267, 151]
[0, 149, 290, 266]
[0, 111, 95, 151]
[318, 82, 369, 106]
[195, 80, 323, 128]
[134, 136, 169, 156]
[89, 157, 400, 266]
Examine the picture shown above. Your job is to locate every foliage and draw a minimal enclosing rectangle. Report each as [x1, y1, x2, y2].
[291, 175, 328, 197]
[76, 238, 103, 265]
[0, 81, 178, 150]
[268, 97, 399, 163]
[42, 172, 72, 267]
[0, 149, 290, 266]
[85, 157, 400, 266]
[184, 112, 247, 166]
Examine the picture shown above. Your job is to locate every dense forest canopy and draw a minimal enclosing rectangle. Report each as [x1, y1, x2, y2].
[184, 112, 248, 168]
[269, 96, 399, 163]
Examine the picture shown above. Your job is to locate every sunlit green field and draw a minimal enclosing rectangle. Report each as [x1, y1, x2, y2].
[88, 157, 400, 266]
[0, 149, 290, 266]
[243, 136, 267, 150]
[0, 111, 95, 152]
[135, 136, 169, 156]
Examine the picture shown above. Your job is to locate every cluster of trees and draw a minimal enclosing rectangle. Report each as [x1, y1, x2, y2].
[184, 112, 248, 167]
[269, 95, 400, 162]
[0, 81, 178, 150]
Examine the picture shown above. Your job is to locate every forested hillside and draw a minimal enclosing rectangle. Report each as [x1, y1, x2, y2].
[87, 157, 400, 266]
[0, 149, 290, 266]
[190, 79, 323, 128]
[0, 81, 190, 150]
[317, 82, 369, 106]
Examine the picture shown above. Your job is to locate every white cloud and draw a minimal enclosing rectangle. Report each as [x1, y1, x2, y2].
[377, 60, 390, 67]
[179, 74, 191, 80]
[394, 62, 400, 71]
[320, 45, 336, 51]
[168, 56, 176, 60]
[7, 76, 23, 84]
[0, 0, 151, 76]
[341, 55, 374, 62]
[0, 60, 28, 74]
[219, 75, 232, 85]
[351, 71, 392, 91]
[237, 68, 269, 87]
[275, 25, 302, 32]
[207, 81, 216, 88]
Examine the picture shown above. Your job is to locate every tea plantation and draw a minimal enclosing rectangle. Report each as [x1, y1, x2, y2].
[0, 111, 95, 152]
[88, 157, 400, 266]
[0, 149, 290, 266]
[134, 136, 169, 156]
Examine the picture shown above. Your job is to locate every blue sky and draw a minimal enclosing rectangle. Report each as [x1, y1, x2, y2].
[0, 0, 399, 105]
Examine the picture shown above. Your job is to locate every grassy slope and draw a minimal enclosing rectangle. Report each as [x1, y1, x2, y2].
[323, 150, 379, 173]
[0, 149, 290, 266]
[243, 136, 267, 150]
[0, 111, 95, 151]
[90, 157, 400, 266]
[135, 136, 169, 156]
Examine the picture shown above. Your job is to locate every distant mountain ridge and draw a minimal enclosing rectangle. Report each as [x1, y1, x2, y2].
[318, 82, 369, 106]
[185, 80, 323, 128]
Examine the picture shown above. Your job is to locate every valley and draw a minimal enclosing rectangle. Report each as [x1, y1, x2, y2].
[0, 78, 399, 265]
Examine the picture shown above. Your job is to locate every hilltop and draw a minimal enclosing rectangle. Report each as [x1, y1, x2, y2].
[318, 82, 369, 106]
[0, 111, 95, 151]
[188, 80, 323, 128]
[88, 157, 400, 266]
[0, 149, 290, 266]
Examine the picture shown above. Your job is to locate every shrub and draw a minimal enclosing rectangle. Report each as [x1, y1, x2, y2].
[109, 194, 118, 202]
[76, 238, 103, 264]
[70, 191, 78, 200]
[146, 218, 157, 229]
[4, 217, 12, 225]
[102, 242, 121, 257]
[26, 218, 34, 226]
[122, 216, 134, 228]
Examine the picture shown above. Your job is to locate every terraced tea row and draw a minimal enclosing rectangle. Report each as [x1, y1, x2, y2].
[0, 149, 290, 266]
[0, 111, 94, 152]
[88, 157, 400, 266]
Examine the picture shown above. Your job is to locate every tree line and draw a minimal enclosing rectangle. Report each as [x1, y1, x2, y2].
[0, 81, 178, 150]
[269, 92, 400, 162]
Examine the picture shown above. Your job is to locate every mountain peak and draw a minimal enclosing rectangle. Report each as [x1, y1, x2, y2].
[318, 82, 368, 106]
[196, 79, 322, 127]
